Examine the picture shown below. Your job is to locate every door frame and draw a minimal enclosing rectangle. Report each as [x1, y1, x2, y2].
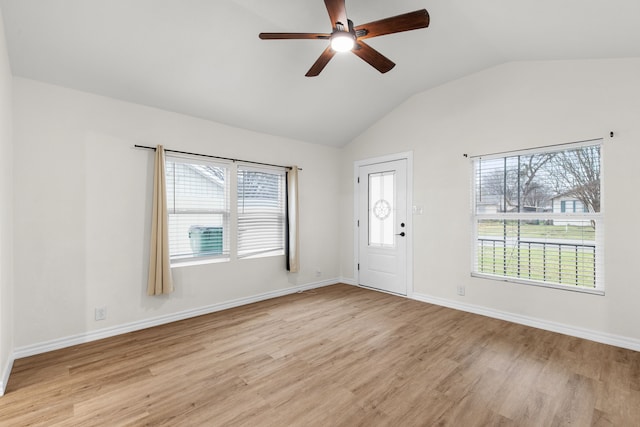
[353, 151, 413, 296]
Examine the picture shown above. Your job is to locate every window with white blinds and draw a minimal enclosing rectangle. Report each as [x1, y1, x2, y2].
[237, 167, 285, 259]
[165, 156, 230, 262]
[472, 140, 604, 294]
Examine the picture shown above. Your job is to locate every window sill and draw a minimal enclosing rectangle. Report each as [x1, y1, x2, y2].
[171, 256, 230, 269]
[238, 250, 284, 260]
[471, 272, 605, 296]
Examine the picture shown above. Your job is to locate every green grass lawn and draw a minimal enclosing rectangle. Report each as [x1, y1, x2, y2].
[478, 221, 595, 241]
[476, 220, 596, 288]
[477, 242, 596, 288]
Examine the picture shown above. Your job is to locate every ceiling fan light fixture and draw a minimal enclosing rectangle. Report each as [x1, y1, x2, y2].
[330, 31, 355, 52]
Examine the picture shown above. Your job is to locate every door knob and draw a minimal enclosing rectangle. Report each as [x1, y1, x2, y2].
[396, 232, 405, 237]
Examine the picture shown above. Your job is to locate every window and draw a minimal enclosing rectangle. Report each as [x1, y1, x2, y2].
[237, 167, 286, 259]
[166, 156, 230, 262]
[472, 141, 603, 293]
[165, 155, 287, 264]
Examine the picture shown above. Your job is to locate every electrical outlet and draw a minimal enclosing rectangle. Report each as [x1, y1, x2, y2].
[95, 306, 107, 321]
[456, 285, 465, 296]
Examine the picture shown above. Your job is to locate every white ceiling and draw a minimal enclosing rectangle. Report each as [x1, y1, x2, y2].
[2, 0, 640, 147]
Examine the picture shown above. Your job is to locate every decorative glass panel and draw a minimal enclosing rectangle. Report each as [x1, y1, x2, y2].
[369, 171, 395, 247]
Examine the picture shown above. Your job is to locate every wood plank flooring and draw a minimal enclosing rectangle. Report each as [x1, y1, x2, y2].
[2, 284, 639, 426]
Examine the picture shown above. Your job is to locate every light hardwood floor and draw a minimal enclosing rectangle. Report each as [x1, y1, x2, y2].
[1, 284, 639, 426]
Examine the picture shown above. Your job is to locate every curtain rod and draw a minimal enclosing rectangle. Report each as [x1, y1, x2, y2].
[134, 145, 301, 171]
[462, 135, 611, 159]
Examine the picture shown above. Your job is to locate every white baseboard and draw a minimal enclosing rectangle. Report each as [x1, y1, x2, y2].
[13, 279, 636, 391]
[411, 292, 640, 353]
[0, 355, 14, 396]
[13, 279, 338, 360]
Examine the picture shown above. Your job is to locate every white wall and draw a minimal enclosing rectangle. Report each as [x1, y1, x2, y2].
[12, 78, 341, 349]
[341, 58, 640, 345]
[0, 7, 14, 395]
[9, 56, 640, 366]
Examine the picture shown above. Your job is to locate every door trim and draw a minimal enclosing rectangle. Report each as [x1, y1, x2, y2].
[353, 152, 413, 297]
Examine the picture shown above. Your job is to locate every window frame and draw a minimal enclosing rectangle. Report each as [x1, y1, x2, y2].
[164, 154, 288, 266]
[470, 140, 604, 295]
[165, 154, 231, 265]
[236, 165, 286, 260]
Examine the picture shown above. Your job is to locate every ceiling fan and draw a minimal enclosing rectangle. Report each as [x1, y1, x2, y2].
[259, 0, 430, 77]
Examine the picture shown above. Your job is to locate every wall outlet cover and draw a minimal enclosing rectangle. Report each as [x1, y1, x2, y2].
[95, 307, 107, 321]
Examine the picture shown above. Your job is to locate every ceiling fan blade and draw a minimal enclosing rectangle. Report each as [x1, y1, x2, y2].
[259, 33, 331, 40]
[306, 46, 336, 77]
[355, 9, 429, 40]
[352, 41, 395, 74]
[324, 0, 348, 30]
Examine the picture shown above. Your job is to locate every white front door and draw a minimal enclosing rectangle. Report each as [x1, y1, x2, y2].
[358, 159, 408, 295]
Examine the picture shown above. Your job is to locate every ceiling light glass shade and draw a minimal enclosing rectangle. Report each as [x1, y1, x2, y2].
[330, 32, 355, 52]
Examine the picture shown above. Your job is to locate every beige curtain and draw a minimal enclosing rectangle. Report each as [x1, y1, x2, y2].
[286, 166, 300, 272]
[147, 145, 174, 295]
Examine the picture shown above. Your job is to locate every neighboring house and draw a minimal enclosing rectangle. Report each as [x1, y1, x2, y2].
[475, 194, 505, 214]
[476, 202, 500, 214]
[551, 191, 590, 226]
[476, 195, 547, 215]
[508, 205, 546, 213]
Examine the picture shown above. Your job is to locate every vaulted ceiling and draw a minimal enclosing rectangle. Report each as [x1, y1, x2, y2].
[2, 0, 640, 146]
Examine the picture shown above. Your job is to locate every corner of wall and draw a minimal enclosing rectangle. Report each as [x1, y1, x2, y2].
[0, 4, 15, 397]
[0, 355, 14, 396]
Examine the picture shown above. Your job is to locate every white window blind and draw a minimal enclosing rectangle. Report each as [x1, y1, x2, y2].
[165, 156, 230, 262]
[237, 166, 285, 259]
[472, 141, 604, 294]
